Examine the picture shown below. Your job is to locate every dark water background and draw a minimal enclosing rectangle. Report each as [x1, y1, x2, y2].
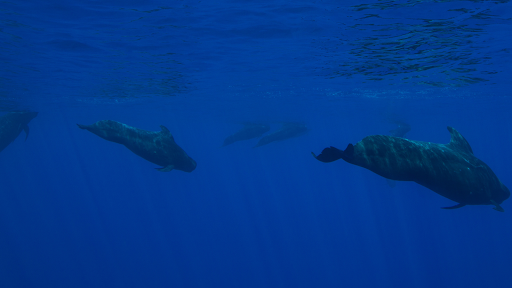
[1, 1, 511, 287]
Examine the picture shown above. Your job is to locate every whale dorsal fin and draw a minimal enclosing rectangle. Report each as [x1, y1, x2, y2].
[160, 125, 175, 140]
[446, 126, 473, 155]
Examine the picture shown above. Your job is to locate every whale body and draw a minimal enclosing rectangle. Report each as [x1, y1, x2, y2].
[223, 123, 270, 146]
[0, 111, 38, 153]
[312, 127, 509, 211]
[78, 120, 196, 172]
[254, 122, 307, 148]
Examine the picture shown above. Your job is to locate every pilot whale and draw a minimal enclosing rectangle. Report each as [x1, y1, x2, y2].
[223, 123, 270, 146]
[312, 127, 509, 211]
[0, 111, 38, 153]
[78, 120, 196, 172]
[254, 122, 307, 148]
[389, 120, 411, 138]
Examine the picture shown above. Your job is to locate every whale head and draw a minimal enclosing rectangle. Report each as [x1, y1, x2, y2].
[495, 182, 510, 204]
[180, 156, 197, 173]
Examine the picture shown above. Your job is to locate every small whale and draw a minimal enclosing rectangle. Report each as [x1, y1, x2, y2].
[0, 111, 38, 153]
[223, 123, 270, 146]
[78, 120, 196, 172]
[389, 120, 411, 138]
[254, 122, 307, 148]
[312, 127, 509, 211]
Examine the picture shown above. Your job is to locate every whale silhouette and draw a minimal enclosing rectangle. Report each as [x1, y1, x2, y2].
[0, 111, 38, 153]
[78, 120, 196, 172]
[312, 127, 509, 211]
[223, 123, 270, 146]
[389, 120, 410, 138]
[254, 122, 307, 148]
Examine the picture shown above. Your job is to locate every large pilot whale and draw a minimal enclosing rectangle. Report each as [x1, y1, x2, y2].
[312, 127, 509, 211]
[78, 120, 196, 172]
[0, 111, 38, 153]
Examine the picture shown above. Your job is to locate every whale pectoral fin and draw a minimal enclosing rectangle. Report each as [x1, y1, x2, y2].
[155, 165, 174, 172]
[22, 124, 30, 140]
[441, 203, 466, 210]
[490, 200, 505, 212]
[492, 206, 505, 212]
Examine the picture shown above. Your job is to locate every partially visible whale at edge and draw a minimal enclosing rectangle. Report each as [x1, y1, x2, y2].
[223, 123, 270, 146]
[254, 122, 307, 148]
[312, 126, 509, 211]
[0, 111, 38, 153]
[78, 120, 196, 172]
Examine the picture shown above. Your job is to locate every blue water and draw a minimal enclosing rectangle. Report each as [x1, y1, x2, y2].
[1, 0, 512, 287]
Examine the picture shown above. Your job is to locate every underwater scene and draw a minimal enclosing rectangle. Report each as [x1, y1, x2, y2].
[1, 0, 511, 287]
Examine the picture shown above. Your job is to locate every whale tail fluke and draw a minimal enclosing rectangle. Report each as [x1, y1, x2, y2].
[312, 144, 354, 163]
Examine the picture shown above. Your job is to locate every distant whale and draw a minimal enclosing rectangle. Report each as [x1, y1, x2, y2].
[254, 122, 307, 148]
[223, 123, 270, 146]
[78, 120, 196, 172]
[312, 127, 509, 211]
[389, 120, 410, 138]
[0, 111, 38, 153]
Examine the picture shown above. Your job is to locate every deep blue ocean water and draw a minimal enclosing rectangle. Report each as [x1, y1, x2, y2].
[1, 0, 512, 287]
